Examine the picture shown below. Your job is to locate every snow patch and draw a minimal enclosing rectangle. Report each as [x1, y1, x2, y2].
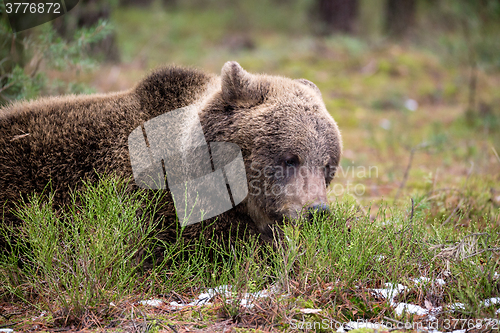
[412, 276, 445, 286]
[166, 285, 278, 309]
[139, 299, 164, 307]
[483, 297, 500, 307]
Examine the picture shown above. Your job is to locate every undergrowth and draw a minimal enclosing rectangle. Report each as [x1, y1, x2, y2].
[0, 176, 499, 331]
[1, 2, 499, 331]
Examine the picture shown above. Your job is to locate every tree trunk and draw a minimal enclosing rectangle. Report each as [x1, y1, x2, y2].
[53, 0, 120, 62]
[316, 0, 359, 34]
[120, 0, 155, 7]
[385, 0, 416, 38]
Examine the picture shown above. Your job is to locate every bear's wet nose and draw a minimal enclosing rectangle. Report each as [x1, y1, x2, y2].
[308, 203, 330, 220]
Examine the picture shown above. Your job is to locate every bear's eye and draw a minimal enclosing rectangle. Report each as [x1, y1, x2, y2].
[284, 155, 300, 168]
[324, 164, 336, 182]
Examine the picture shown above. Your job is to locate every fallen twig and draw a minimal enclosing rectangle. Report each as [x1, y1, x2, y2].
[167, 323, 179, 333]
[0, 321, 22, 329]
[395, 198, 415, 235]
[492, 145, 500, 164]
[432, 232, 491, 261]
[409, 197, 414, 224]
[442, 199, 464, 226]
[461, 247, 500, 260]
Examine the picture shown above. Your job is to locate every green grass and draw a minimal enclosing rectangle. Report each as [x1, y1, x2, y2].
[0, 176, 164, 324]
[2, 1, 500, 331]
[1, 176, 499, 331]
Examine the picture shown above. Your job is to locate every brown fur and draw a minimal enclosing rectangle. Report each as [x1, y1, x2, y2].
[0, 62, 342, 242]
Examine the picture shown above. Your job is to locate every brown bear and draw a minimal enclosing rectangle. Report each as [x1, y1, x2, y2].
[0, 61, 342, 243]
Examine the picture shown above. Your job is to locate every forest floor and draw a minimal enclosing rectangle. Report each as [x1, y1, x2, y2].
[1, 5, 500, 333]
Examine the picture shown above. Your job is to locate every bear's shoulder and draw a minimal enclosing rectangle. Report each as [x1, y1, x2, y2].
[134, 66, 217, 116]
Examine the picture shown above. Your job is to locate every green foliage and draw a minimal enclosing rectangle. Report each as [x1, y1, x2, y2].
[0, 0, 499, 329]
[419, 0, 500, 70]
[0, 176, 162, 320]
[0, 177, 499, 328]
[0, 2, 112, 106]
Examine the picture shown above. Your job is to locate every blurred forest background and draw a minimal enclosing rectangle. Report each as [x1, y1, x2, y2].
[1, 0, 499, 224]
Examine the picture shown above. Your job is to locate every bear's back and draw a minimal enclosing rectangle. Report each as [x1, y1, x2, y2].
[0, 66, 214, 220]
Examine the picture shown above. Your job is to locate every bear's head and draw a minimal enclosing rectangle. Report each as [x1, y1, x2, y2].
[201, 61, 342, 240]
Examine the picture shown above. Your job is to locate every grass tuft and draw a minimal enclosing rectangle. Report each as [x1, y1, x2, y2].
[0, 176, 161, 326]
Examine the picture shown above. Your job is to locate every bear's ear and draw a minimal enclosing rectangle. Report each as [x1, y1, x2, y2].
[221, 61, 267, 106]
[296, 78, 322, 97]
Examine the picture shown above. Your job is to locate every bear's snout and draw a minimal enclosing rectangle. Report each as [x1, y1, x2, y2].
[307, 203, 331, 220]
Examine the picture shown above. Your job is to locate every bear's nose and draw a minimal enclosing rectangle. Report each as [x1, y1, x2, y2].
[308, 203, 330, 220]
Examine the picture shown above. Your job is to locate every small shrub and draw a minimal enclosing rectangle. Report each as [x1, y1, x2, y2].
[0, 176, 161, 324]
[0, 1, 113, 106]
